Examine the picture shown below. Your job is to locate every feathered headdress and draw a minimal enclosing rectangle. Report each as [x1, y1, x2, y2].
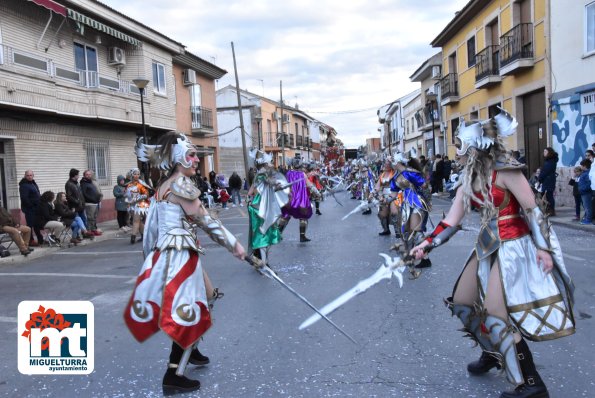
[135, 133, 197, 170]
[249, 148, 273, 166]
[455, 107, 517, 156]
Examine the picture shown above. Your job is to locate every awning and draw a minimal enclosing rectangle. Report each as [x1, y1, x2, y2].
[67, 9, 142, 47]
[27, 0, 67, 16]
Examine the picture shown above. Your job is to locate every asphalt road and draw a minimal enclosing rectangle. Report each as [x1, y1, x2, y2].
[0, 194, 593, 397]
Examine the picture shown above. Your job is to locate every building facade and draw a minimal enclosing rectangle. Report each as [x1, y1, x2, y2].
[431, 0, 548, 175]
[0, 0, 185, 220]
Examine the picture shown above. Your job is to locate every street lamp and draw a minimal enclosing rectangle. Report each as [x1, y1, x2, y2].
[133, 78, 150, 182]
[426, 92, 437, 157]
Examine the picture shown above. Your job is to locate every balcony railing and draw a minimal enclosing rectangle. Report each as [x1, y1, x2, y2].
[475, 45, 500, 81]
[440, 73, 459, 100]
[191, 106, 214, 130]
[500, 23, 533, 68]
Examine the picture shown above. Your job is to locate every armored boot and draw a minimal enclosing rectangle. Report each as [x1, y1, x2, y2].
[445, 299, 500, 374]
[189, 348, 210, 366]
[500, 340, 549, 398]
[299, 220, 310, 242]
[163, 342, 200, 393]
[484, 315, 523, 386]
[378, 218, 391, 236]
[277, 217, 289, 234]
[315, 202, 322, 215]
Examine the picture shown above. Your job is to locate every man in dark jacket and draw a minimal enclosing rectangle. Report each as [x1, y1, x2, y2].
[18, 170, 43, 246]
[0, 206, 33, 255]
[80, 170, 103, 235]
[65, 168, 87, 229]
[538, 147, 559, 216]
[431, 154, 444, 193]
[228, 171, 243, 207]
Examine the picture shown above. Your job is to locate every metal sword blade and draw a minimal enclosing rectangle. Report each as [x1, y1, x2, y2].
[341, 201, 369, 220]
[299, 264, 394, 330]
[256, 264, 357, 344]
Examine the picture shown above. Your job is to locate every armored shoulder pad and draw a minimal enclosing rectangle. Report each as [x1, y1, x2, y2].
[170, 176, 200, 200]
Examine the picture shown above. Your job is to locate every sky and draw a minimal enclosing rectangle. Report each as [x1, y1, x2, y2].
[101, 0, 470, 148]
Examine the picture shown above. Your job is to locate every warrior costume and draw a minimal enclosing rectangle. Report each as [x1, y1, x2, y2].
[279, 157, 313, 242]
[425, 110, 575, 398]
[374, 162, 395, 235]
[248, 149, 289, 263]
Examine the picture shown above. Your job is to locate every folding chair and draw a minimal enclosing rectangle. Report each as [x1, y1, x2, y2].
[42, 229, 62, 248]
[0, 233, 14, 251]
[58, 226, 74, 247]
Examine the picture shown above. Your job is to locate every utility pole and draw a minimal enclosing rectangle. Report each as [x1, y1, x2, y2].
[280, 80, 286, 167]
[231, 42, 249, 180]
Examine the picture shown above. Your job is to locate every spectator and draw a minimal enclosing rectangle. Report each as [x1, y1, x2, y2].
[247, 167, 256, 187]
[54, 192, 92, 243]
[528, 168, 542, 196]
[80, 170, 103, 236]
[568, 166, 582, 221]
[538, 147, 559, 216]
[37, 191, 65, 244]
[18, 170, 43, 246]
[578, 159, 592, 225]
[228, 171, 243, 207]
[431, 154, 444, 193]
[113, 175, 129, 231]
[587, 150, 595, 220]
[65, 169, 87, 229]
[443, 156, 452, 182]
[208, 171, 218, 189]
[0, 206, 33, 256]
[216, 173, 227, 189]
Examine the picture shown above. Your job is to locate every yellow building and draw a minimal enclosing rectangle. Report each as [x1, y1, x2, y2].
[431, 0, 549, 174]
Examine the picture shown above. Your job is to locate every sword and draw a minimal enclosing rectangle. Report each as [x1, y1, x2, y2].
[299, 253, 411, 330]
[274, 178, 305, 191]
[245, 256, 357, 344]
[341, 200, 370, 220]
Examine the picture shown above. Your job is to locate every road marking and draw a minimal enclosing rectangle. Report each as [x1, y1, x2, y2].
[0, 273, 134, 279]
[54, 251, 143, 255]
[563, 253, 585, 261]
[0, 316, 17, 323]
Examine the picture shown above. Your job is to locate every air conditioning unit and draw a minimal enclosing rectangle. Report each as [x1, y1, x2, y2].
[431, 65, 441, 79]
[108, 47, 126, 66]
[183, 69, 196, 85]
[282, 114, 290, 123]
[272, 112, 279, 120]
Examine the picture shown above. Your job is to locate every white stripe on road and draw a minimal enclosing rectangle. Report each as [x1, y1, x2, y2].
[563, 253, 585, 262]
[0, 316, 17, 323]
[0, 273, 134, 279]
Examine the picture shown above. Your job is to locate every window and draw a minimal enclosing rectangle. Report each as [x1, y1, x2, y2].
[190, 84, 202, 128]
[74, 43, 98, 87]
[86, 141, 110, 185]
[467, 36, 476, 67]
[0, 24, 3, 65]
[587, 2, 595, 54]
[488, 103, 501, 118]
[152, 62, 166, 94]
[451, 118, 460, 144]
[470, 111, 479, 120]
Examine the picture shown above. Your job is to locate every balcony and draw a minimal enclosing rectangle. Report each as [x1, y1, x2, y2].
[417, 105, 440, 131]
[190, 106, 214, 135]
[499, 23, 534, 76]
[475, 45, 501, 88]
[440, 73, 459, 106]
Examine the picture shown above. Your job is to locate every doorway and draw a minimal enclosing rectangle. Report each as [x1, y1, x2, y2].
[522, 89, 547, 175]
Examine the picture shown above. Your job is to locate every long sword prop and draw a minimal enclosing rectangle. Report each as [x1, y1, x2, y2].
[341, 198, 378, 220]
[299, 253, 408, 330]
[245, 256, 357, 344]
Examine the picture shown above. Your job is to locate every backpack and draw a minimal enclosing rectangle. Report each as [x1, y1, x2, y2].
[0, 244, 10, 258]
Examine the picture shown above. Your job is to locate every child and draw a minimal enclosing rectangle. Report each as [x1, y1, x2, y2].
[568, 166, 582, 221]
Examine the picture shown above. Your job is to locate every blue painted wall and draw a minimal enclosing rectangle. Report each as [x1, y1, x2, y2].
[551, 94, 595, 167]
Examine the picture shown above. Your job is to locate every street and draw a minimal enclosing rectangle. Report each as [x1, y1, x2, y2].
[0, 194, 594, 398]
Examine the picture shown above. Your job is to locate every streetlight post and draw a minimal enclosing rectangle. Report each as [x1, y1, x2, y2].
[254, 114, 262, 150]
[133, 78, 150, 183]
[426, 92, 437, 157]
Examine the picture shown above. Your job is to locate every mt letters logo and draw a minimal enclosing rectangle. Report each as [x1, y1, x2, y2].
[18, 301, 94, 375]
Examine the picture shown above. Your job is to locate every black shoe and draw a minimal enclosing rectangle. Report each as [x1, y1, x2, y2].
[378, 230, 391, 236]
[362, 209, 372, 215]
[500, 383, 549, 398]
[20, 249, 32, 256]
[189, 348, 210, 366]
[300, 235, 311, 242]
[467, 351, 501, 374]
[27, 248, 34, 252]
[162, 368, 200, 394]
[51, 235, 60, 243]
[316, 210, 322, 215]
[415, 258, 432, 268]
[130, 235, 136, 244]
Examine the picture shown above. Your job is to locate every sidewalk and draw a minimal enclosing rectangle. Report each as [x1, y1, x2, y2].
[432, 193, 595, 232]
[0, 219, 123, 265]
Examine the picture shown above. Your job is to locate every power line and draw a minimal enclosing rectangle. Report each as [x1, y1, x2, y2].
[306, 105, 382, 115]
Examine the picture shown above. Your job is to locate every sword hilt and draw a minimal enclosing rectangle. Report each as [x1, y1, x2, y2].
[245, 255, 265, 269]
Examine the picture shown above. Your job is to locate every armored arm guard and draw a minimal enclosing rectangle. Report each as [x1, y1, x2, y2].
[193, 214, 238, 253]
[425, 221, 460, 248]
[525, 207, 552, 252]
